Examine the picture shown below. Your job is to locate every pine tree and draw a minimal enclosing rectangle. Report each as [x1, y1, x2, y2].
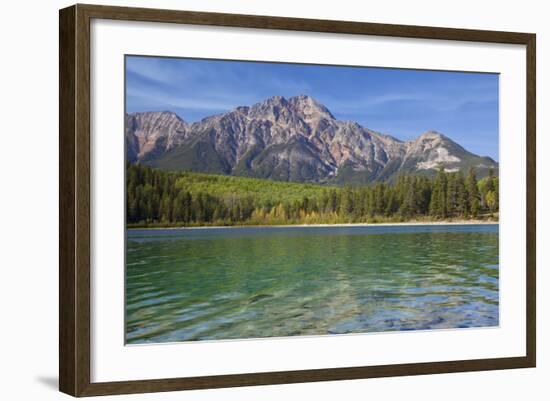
[455, 172, 468, 217]
[399, 177, 417, 217]
[385, 189, 399, 216]
[374, 184, 385, 215]
[429, 168, 447, 218]
[485, 190, 497, 216]
[445, 173, 457, 217]
[494, 177, 499, 213]
[466, 168, 480, 218]
[340, 186, 355, 217]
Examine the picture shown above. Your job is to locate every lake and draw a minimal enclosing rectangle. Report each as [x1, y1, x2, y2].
[126, 224, 499, 344]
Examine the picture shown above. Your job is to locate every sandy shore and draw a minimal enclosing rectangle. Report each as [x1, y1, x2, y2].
[128, 220, 498, 230]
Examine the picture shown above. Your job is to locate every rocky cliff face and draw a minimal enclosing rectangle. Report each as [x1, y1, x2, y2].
[126, 95, 498, 183]
[125, 111, 188, 162]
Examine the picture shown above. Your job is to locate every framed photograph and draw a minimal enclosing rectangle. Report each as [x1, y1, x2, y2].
[59, 4, 536, 397]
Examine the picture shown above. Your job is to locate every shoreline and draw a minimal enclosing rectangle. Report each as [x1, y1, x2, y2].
[127, 220, 498, 231]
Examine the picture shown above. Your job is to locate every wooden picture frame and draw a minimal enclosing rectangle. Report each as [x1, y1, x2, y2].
[59, 3, 536, 397]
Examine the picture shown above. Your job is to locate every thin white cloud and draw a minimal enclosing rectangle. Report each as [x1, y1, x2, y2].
[328, 90, 497, 115]
[127, 89, 244, 112]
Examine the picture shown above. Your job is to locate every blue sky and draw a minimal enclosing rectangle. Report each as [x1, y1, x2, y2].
[126, 56, 499, 160]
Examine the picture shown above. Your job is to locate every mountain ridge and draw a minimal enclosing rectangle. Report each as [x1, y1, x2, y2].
[126, 95, 498, 184]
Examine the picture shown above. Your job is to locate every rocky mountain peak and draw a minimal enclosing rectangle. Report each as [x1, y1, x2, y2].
[125, 111, 188, 162]
[288, 94, 335, 122]
[408, 130, 450, 151]
[248, 95, 293, 121]
[234, 106, 250, 115]
[128, 110, 185, 126]
[126, 95, 498, 183]
[414, 130, 448, 143]
[252, 95, 288, 110]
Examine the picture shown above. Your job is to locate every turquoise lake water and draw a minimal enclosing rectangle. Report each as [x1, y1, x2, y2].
[125, 224, 499, 344]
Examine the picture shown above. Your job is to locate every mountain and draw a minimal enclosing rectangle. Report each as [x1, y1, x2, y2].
[126, 95, 498, 184]
[125, 111, 188, 163]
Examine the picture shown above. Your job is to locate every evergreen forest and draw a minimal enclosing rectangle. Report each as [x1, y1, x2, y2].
[126, 163, 499, 227]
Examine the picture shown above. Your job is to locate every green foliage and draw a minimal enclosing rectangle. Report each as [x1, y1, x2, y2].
[480, 169, 498, 216]
[430, 168, 447, 218]
[126, 163, 499, 227]
[173, 169, 328, 206]
[466, 167, 481, 218]
[485, 190, 497, 215]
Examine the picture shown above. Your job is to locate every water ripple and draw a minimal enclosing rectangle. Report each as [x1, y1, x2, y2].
[126, 224, 499, 343]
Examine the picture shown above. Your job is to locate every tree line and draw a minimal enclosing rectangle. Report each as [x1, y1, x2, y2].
[126, 163, 498, 227]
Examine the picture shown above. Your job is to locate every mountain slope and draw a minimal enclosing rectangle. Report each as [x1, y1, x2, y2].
[125, 111, 188, 163]
[126, 95, 498, 184]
